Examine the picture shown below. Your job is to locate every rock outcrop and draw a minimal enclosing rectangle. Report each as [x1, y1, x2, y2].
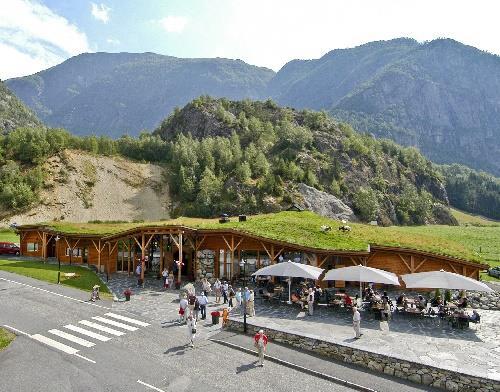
[297, 183, 355, 221]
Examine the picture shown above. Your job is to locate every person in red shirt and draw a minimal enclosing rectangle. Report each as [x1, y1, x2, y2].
[253, 329, 268, 367]
[344, 293, 353, 307]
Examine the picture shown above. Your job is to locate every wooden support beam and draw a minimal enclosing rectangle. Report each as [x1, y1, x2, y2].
[349, 256, 359, 266]
[317, 254, 329, 268]
[178, 232, 183, 283]
[410, 255, 415, 273]
[140, 233, 145, 282]
[169, 233, 180, 248]
[159, 235, 164, 274]
[414, 258, 427, 272]
[397, 254, 412, 272]
[447, 262, 459, 274]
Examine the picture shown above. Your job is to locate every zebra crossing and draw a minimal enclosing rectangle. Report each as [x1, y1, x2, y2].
[24, 312, 150, 361]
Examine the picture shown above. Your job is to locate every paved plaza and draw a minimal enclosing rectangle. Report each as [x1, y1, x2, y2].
[229, 301, 500, 382]
[102, 273, 500, 383]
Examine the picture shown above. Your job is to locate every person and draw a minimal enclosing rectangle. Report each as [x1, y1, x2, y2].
[469, 310, 480, 322]
[162, 268, 169, 289]
[187, 292, 197, 316]
[135, 263, 142, 287]
[431, 295, 442, 307]
[457, 296, 468, 309]
[344, 292, 353, 307]
[222, 307, 230, 327]
[396, 293, 406, 307]
[222, 281, 229, 304]
[186, 314, 196, 347]
[214, 279, 222, 303]
[179, 294, 188, 323]
[254, 329, 268, 367]
[202, 278, 211, 296]
[90, 285, 100, 301]
[193, 296, 200, 321]
[382, 298, 391, 321]
[247, 289, 255, 316]
[198, 292, 208, 320]
[353, 306, 362, 339]
[168, 271, 174, 289]
[307, 288, 315, 316]
[314, 285, 322, 304]
[235, 288, 242, 308]
[228, 285, 235, 308]
[417, 295, 427, 310]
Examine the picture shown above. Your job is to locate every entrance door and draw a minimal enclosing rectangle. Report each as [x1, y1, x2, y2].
[82, 247, 88, 264]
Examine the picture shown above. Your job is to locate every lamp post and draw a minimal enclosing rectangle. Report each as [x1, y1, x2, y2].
[55, 235, 60, 284]
[239, 258, 247, 333]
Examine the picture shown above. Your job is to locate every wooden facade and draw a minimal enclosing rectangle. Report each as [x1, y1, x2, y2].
[16, 225, 488, 285]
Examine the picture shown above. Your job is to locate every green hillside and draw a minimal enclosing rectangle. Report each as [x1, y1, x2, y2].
[0, 81, 42, 133]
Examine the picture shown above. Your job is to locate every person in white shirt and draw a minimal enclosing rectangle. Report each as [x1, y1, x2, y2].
[161, 268, 168, 288]
[213, 279, 222, 303]
[198, 293, 208, 320]
[307, 288, 315, 316]
[248, 290, 255, 316]
[186, 315, 196, 347]
[353, 306, 362, 338]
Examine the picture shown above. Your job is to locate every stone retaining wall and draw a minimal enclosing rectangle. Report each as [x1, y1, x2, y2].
[226, 320, 500, 392]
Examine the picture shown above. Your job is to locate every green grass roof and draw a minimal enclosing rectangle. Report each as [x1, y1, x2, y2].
[19, 211, 499, 265]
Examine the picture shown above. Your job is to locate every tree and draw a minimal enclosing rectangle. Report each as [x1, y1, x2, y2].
[354, 187, 379, 221]
[235, 161, 251, 183]
[195, 168, 223, 216]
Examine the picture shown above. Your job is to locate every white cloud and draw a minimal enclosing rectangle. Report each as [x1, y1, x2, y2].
[211, 0, 500, 71]
[106, 38, 120, 45]
[159, 16, 188, 33]
[91, 3, 111, 23]
[0, 0, 91, 80]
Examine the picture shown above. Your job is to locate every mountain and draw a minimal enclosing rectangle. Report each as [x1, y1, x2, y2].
[6, 38, 500, 176]
[5, 52, 274, 138]
[0, 80, 42, 133]
[271, 38, 500, 176]
[155, 96, 456, 225]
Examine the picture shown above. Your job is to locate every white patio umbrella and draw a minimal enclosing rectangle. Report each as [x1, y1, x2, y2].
[252, 260, 324, 303]
[323, 265, 400, 298]
[401, 270, 494, 293]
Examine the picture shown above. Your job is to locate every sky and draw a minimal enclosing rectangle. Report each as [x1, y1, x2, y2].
[1, 0, 500, 80]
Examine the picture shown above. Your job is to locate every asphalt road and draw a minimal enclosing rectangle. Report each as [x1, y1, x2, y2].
[0, 270, 434, 392]
[0, 270, 359, 392]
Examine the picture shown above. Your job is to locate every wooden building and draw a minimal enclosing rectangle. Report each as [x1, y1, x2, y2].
[16, 223, 488, 286]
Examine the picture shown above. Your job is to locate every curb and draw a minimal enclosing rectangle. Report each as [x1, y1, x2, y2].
[209, 338, 378, 392]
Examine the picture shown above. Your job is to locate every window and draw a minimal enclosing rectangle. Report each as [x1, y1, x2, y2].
[65, 248, 82, 257]
[27, 242, 39, 252]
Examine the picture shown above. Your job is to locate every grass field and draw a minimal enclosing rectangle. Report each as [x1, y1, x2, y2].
[0, 259, 112, 298]
[450, 208, 500, 227]
[0, 328, 15, 351]
[0, 228, 19, 243]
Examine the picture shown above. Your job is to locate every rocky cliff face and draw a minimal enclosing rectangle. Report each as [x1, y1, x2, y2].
[297, 183, 355, 221]
[271, 39, 500, 176]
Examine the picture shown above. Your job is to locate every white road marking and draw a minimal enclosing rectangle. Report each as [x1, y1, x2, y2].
[48, 329, 95, 347]
[91, 316, 138, 331]
[3, 324, 96, 364]
[0, 277, 110, 309]
[79, 320, 125, 336]
[64, 324, 111, 342]
[31, 334, 79, 355]
[74, 353, 96, 363]
[105, 312, 150, 327]
[137, 380, 166, 392]
[3, 324, 30, 337]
